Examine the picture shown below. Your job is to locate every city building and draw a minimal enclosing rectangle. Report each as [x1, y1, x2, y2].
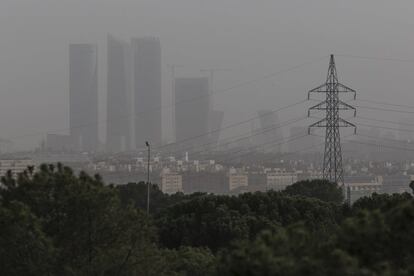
[347, 182, 382, 203]
[175, 77, 210, 151]
[131, 37, 162, 148]
[381, 175, 411, 194]
[247, 171, 267, 192]
[182, 171, 227, 194]
[107, 35, 131, 152]
[229, 172, 248, 191]
[0, 159, 34, 179]
[45, 134, 75, 152]
[257, 110, 283, 152]
[69, 44, 98, 152]
[266, 169, 298, 191]
[161, 172, 183, 194]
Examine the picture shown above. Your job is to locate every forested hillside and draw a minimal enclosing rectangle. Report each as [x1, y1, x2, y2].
[1, 164, 413, 275]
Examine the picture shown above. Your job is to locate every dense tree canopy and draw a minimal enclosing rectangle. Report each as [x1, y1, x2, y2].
[218, 196, 414, 275]
[155, 191, 343, 250]
[283, 179, 344, 204]
[0, 163, 413, 275]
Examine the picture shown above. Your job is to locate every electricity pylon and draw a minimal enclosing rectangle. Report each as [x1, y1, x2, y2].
[308, 54, 356, 185]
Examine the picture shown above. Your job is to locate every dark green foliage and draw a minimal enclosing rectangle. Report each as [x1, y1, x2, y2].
[1, 164, 162, 275]
[156, 191, 343, 250]
[2, 166, 414, 275]
[118, 182, 187, 214]
[0, 201, 54, 276]
[162, 247, 216, 276]
[352, 192, 413, 213]
[284, 179, 344, 204]
[217, 225, 325, 276]
[218, 194, 414, 276]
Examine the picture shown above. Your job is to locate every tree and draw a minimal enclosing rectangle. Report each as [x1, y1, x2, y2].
[0, 163, 157, 275]
[284, 179, 344, 204]
[162, 247, 217, 276]
[352, 192, 412, 213]
[0, 201, 54, 276]
[156, 191, 342, 250]
[216, 224, 324, 276]
[118, 182, 186, 214]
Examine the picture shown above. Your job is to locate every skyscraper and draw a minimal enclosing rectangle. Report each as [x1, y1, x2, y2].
[175, 77, 210, 151]
[257, 110, 283, 153]
[69, 44, 98, 152]
[131, 37, 162, 148]
[106, 35, 131, 152]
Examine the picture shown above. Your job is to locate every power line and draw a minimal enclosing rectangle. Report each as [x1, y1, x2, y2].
[357, 116, 414, 128]
[356, 122, 414, 133]
[349, 137, 414, 152]
[219, 133, 309, 164]
[357, 133, 414, 145]
[183, 134, 323, 192]
[253, 131, 355, 165]
[336, 54, 414, 64]
[155, 99, 308, 151]
[357, 99, 414, 110]
[5, 57, 327, 143]
[356, 105, 414, 114]
[170, 115, 310, 158]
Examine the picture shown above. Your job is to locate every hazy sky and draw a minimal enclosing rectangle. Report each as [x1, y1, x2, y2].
[1, 0, 414, 150]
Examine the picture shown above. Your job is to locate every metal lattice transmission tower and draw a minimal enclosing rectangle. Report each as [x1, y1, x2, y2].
[308, 55, 356, 185]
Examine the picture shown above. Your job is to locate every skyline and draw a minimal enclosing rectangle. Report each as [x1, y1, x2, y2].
[1, 2, 414, 275]
[1, 1, 414, 150]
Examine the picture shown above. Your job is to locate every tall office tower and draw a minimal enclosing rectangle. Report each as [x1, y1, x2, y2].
[69, 44, 98, 152]
[131, 37, 162, 149]
[175, 77, 210, 151]
[257, 110, 284, 152]
[106, 35, 131, 152]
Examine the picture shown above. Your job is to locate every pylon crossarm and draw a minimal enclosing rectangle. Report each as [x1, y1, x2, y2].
[338, 100, 357, 116]
[338, 118, 356, 132]
[308, 101, 327, 116]
[309, 83, 328, 94]
[337, 83, 356, 99]
[309, 118, 355, 129]
[308, 118, 327, 132]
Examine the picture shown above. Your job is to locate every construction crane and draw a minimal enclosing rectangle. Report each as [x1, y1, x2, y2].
[200, 68, 231, 107]
[167, 64, 185, 141]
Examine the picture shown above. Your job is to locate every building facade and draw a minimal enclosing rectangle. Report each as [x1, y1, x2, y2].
[0, 159, 35, 179]
[257, 110, 283, 152]
[266, 170, 298, 191]
[46, 134, 75, 152]
[161, 172, 183, 194]
[107, 35, 131, 152]
[229, 173, 249, 191]
[131, 37, 162, 149]
[175, 77, 210, 151]
[69, 44, 98, 152]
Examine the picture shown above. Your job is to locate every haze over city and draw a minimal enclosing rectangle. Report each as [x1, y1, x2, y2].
[1, 1, 414, 275]
[0, 0, 413, 150]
